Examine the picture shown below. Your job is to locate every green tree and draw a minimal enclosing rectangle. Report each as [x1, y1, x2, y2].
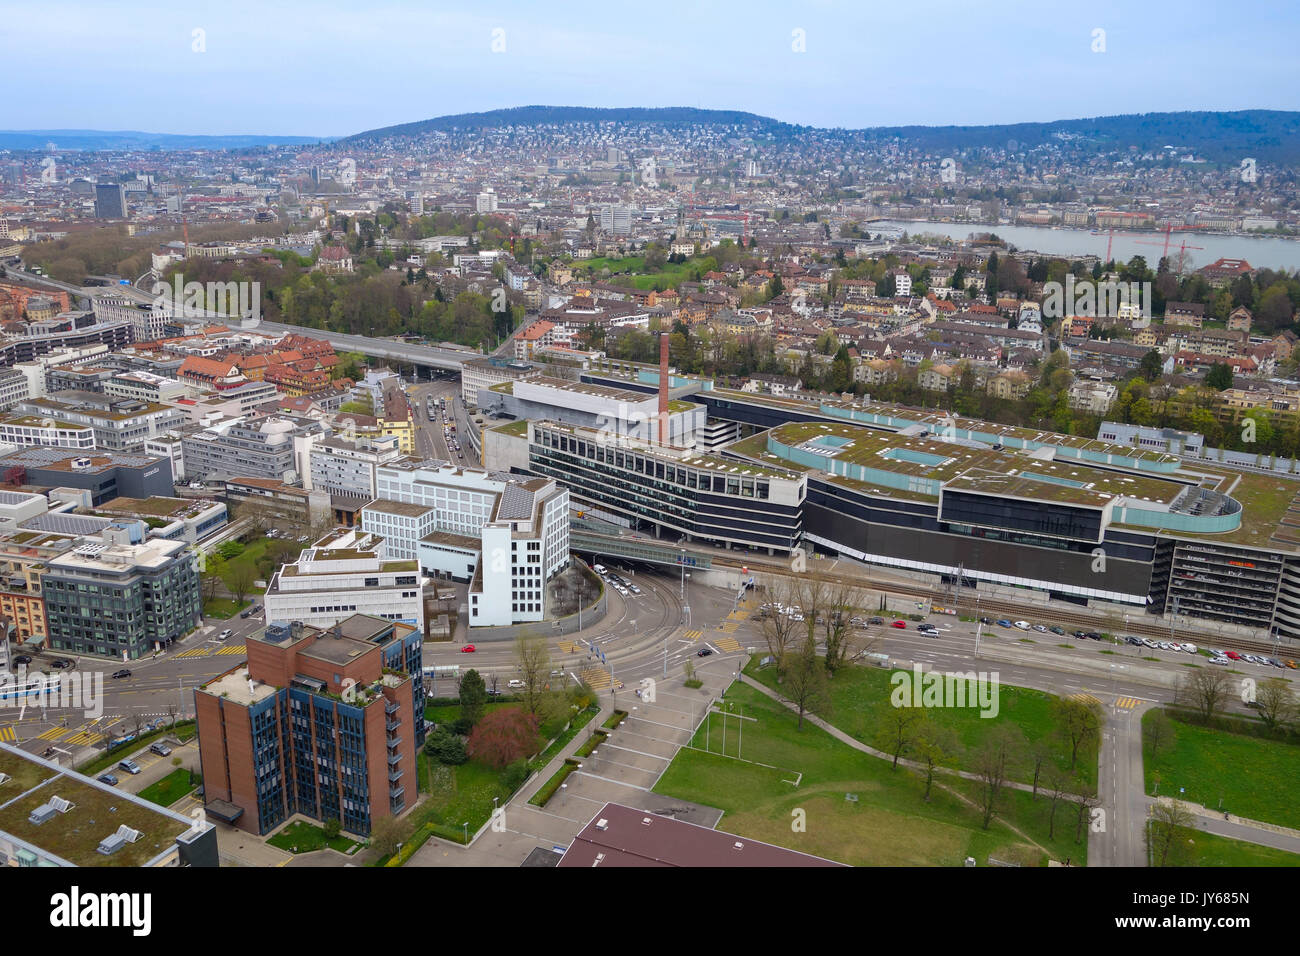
[1139, 349, 1163, 382]
[459, 669, 487, 726]
[1205, 363, 1234, 391]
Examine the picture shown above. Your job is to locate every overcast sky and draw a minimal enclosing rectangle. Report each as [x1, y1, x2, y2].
[4, 0, 1297, 136]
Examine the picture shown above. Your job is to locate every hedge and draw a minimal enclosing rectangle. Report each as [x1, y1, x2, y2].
[574, 730, 608, 758]
[602, 709, 628, 730]
[529, 759, 581, 807]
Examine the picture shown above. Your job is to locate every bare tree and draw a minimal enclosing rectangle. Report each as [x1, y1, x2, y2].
[1147, 798, 1196, 866]
[758, 577, 802, 674]
[1052, 697, 1103, 770]
[1073, 784, 1102, 846]
[1175, 668, 1232, 724]
[1044, 764, 1073, 839]
[1027, 737, 1055, 799]
[1143, 708, 1176, 763]
[913, 718, 959, 800]
[820, 582, 867, 676]
[878, 704, 924, 770]
[1255, 677, 1297, 732]
[224, 560, 257, 606]
[782, 635, 829, 730]
[514, 631, 551, 715]
[975, 724, 1024, 830]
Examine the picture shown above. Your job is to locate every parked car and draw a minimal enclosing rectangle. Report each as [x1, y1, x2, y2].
[149, 743, 172, 757]
[461, 644, 476, 653]
[979, 617, 993, 625]
[1072, 630, 1086, 638]
[1126, 636, 1144, 646]
[1085, 632, 1102, 641]
[1013, 621, 1031, 630]
[1031, 624, 1048, 633]
[1207, 656, 1229, 666]
[1181, 643, 1198, 654]
[13, 654, 32, 666]
[111, 669, 131, 679]
[1225, 651, 1242, 660]
[97, 773, 119, 786]
[50, 658, 72, 669]
[506, 679, 525, 689]
[891, 620, 908, 629]
[1049, 626, 1065, 635]
[997, 620, 1013, 628]
[1286, 660, 1297, 669]
[117, 759, 141, 775]
[868, 616, 885, 625]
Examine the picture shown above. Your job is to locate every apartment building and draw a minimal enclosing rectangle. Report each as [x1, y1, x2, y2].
[15, 392, 187, 452]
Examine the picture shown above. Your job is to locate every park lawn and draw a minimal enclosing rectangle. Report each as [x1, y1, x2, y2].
[423, 699, 515, 727]
[653, 682, 1088, 866]
[267, 820, 360, 855]
[746, 660, 1097, 790]
[1166, 828, 1300, 867]
[202, 597, 248, 619]
[1142, 708, 1300, 830]
[412, 753, 522, 838]
[137, 768, 197, 808]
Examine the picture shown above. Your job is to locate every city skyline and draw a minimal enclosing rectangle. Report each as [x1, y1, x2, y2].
[5, 0, 1298, 137]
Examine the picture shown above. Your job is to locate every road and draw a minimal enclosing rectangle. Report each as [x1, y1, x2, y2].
[405, 379, 480, 468]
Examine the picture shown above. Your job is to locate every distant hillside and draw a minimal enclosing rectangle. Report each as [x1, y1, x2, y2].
[346, 106, 1300, 164]
[0, 129, 323, 151]
[346, 105, 797, 142]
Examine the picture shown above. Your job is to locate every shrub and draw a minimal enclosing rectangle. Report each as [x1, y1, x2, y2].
[529, 759, 580, 807]
[502, 758, 530, 791]
[324, 818, 342, 840]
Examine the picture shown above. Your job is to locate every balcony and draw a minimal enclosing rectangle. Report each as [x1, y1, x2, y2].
[386, 718, 400, 732]
[387, 734, 402, 750]
[387, 752, 401, 766]
[388, 768, 403, 783]
[384, 700, 399, 715]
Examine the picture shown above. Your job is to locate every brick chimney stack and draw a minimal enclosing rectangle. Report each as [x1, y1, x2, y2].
[658, 331, 669, 445]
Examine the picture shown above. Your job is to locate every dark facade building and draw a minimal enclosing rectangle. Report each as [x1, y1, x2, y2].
[0, 447, 174, 504]
[94, 183, 127, 219]
[195, 615, 425, 837]
[42, 524, 201, 658]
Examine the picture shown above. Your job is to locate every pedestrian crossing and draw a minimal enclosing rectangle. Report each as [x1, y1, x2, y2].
[726, 609, 751, 622]
[36, 726, 70, 741]
[713, 637, 741, 653]
[175, 647, 212, 659]
[215, 645, 247, 656]
[557, 640, 581, 654]
[684, 629, 703, 641]
[719, 621, 741, 633]
[1115, 696, 1141, 710]
[64, 730, 103, 746]
[0, 726, 14, 743]
[1069, 693, 1104, 709]
[580, 667, 613, 690]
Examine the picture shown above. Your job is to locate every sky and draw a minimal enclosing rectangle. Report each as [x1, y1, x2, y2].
[3, 0, 1298, 137]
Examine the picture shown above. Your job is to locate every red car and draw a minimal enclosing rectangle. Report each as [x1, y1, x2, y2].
[891, 620, 907, 629]
[1224, 650, 1241, 660]
[460, 644, 476, 653]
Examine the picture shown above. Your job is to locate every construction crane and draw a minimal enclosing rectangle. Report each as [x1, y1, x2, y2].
[1136, 224, 1204, 261]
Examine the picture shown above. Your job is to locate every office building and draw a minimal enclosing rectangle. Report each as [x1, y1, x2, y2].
[15, 392, 188, 452]
[181, 414, 325, 483]
[264, 527, 424, 630]
[42, 524, 201, 659]
[195, 615, 424, 837]
[0, 447, 175, 504]
[93, 183, 127, 219]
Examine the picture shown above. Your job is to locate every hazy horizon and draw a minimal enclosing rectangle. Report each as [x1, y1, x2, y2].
[5, 0, 1297, 137]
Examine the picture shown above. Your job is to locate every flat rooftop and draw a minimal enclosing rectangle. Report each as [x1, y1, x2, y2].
[0, 743, 198, 867]
[362, 498, 435, 518]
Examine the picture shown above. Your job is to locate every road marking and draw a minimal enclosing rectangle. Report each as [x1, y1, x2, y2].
[683, 629, 703, 641]
[36, 726, 71, 741]
[557, 640, 581, 654]
[580, 667, 613, 690]
[1114, 697, 1141, 710]
[215, 645, 247, 656]
[65, 731, 103, 746]
[713, 637, 741, 653]
[175, 647, 211, 659]
[0, 726, 15, 742]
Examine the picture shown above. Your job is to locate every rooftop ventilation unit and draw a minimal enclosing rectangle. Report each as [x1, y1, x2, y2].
[97, 834, 126, 856]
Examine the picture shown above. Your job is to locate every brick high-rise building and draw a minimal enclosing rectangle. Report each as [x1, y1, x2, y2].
[195, 614, 425, 837]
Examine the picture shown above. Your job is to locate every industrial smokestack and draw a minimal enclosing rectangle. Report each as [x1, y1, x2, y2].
[658, 331, 669, 445]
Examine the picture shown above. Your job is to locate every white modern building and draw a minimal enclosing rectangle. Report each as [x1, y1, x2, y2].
[362, 461, 570, 627]
[307, 433, 404, 498]
[263, 527, 424, 631]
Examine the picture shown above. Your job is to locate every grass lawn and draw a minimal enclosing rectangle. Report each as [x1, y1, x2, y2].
[1143, 709, 1300, 830]
[572, 255, 704, 291]
[202, 596, 248, 619]
[267, 820, 361, 855]
[1160, 827, 1300, 867]
[137, 768, 197, 808]
[654, 682, 1089, 866]
[747, 660, 1097, 789]
[412, 753, 521, 838]
[423, 699, 515, 726]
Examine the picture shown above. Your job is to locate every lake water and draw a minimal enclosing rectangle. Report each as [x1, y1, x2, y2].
[876, 221, 1300, 272]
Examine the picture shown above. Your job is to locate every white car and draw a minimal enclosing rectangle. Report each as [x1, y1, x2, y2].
[1031, 624, 1048, 633]
[1181, 643, 1198, 654]
[1207, 655, 1229, 666]
[1013, 621, 1031, 630]
[506, 679, 525, 689]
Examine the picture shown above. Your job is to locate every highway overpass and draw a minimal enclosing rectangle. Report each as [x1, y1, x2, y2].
[253, 321, 477, 373]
